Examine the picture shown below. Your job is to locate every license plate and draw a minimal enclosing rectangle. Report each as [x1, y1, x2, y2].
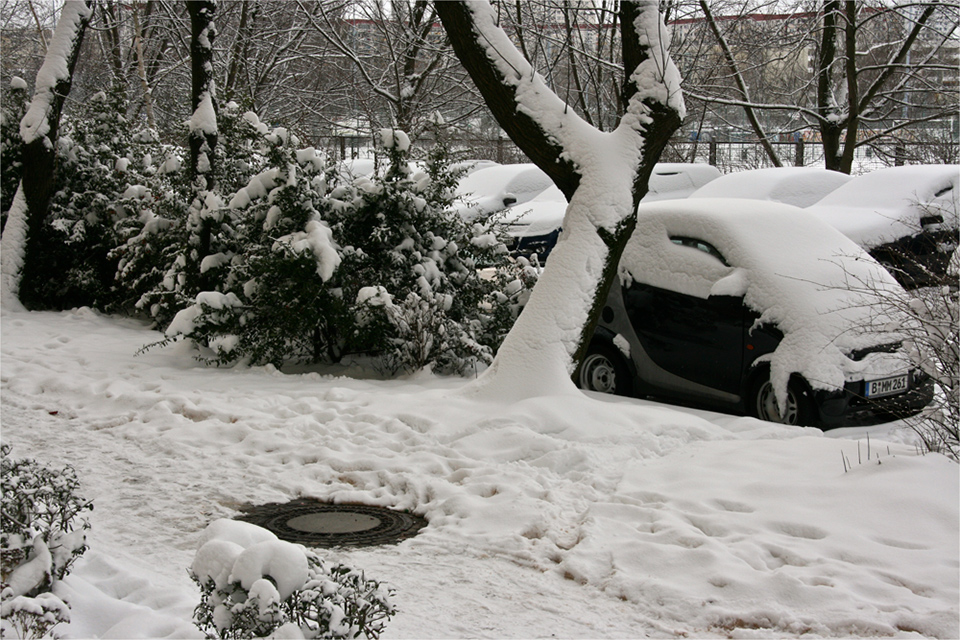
[865, 374, 909, 398]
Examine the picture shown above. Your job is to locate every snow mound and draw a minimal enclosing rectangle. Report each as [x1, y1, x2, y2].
[690, 167, 852, 208]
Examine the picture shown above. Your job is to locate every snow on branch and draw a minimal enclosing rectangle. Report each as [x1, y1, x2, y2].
[19, 1, 93, 148]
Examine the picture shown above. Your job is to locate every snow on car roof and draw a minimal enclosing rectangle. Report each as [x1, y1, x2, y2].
[621, 198, 911, 400]
[644, 163, 721, 202]
[804, 165, 959, 248]
[689, 167, 852, 208]
[453, 163, 555, 221]
[502, 163, 721, 234]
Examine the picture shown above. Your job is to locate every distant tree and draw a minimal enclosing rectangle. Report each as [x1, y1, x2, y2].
[677, 1, 959, 173]
[296, 0, 478, 141]
[436, 0, 684, 399]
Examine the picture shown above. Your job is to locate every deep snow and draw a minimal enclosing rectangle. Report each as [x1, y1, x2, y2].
[1, 308, 957, 638]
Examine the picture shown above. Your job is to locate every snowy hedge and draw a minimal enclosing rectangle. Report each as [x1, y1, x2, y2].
[4, 86, 534, 376]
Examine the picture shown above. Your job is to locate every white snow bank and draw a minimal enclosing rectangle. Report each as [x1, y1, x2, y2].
[1, 297, 956, 639]
[690, 166, 852, 208]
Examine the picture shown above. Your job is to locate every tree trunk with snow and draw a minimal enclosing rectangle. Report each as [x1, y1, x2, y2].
[187, 0, 218, 292]
[436, 1, 683, 401]
[0, 0, 94, 309]
[816, 0, 938, 173]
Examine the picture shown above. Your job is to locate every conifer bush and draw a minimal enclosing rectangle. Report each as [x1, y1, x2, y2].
[18, 88, 163, 310]
[162, 124, 533, 374]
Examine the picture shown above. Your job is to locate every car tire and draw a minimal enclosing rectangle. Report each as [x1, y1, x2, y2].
[750, 373, 815, 426]
[578, 343, 632, 396]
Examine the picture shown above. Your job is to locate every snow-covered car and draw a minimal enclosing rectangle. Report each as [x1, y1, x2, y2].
[688, 166, 852, 208]
[449, 159, 501, 177]
[803, 165, 959, 288]
[503, 163, 721, 260]
[452, 163, 555, 222]
[579, 198, 933, 428]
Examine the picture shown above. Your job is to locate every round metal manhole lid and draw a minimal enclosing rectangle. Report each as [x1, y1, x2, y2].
[236, 498, 427, 548]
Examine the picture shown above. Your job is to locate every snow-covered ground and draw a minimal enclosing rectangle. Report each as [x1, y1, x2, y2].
[1, 308, 957, 639]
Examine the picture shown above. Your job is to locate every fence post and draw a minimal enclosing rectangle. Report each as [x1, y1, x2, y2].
[794, 139, 805, 167]
[895, 144, 905, 166]
[709, 139, 718, 166]
[497, 137, 504, 164]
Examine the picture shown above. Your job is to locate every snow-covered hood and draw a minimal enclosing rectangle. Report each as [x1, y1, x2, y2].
[804, 165, 959, 248]
[620, 199, 916, 397]
[690, 167, 852, 208]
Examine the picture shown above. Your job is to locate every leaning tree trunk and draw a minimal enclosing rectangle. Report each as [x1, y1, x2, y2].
[436, 1, 683, 401]
[0, 0, 95, 308]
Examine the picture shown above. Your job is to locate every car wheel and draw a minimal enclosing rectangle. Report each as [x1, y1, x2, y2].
[751, 375, 814, 426]
[578, 344, 632, 396]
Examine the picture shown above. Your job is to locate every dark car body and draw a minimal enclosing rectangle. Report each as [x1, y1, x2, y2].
[578, 199, 933, 428]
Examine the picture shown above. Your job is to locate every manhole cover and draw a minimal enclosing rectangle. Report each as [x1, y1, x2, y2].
[237, 498, 427, 547]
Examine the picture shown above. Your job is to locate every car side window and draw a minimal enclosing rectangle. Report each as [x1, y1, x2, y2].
[670, 236, 730, 266]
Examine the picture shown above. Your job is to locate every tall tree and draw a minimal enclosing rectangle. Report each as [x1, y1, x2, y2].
[297, 0, 476, 141]
[678, 1, 957, 173]
[436, 0, 684, 400]
[1, 0, 95, 308]
[185, 0, 218, 292]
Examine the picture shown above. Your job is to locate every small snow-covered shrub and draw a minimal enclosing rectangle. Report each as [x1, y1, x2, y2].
[1, 445, 92, 639]
[1, 593, 71, 640]
[190, 519, 395, 639]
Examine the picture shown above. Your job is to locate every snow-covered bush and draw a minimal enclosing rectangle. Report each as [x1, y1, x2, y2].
[1, 76, 28, 228]
[1, 445, 92, 639]
[18, 87, 162, 310]
[190, 519, 395, 639]
[163, 126, 532, 374]
[328, 129, 525, 374]
[897, 267, 958, 460]
[118, 104, 270, 325]
[158, 115, 348, 367]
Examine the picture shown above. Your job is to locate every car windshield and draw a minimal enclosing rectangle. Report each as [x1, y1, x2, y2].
[670, 236, 730, 266]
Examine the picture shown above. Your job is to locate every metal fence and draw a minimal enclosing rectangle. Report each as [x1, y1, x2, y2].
[314, 134, 959, 174]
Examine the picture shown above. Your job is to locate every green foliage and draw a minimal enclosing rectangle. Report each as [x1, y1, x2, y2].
[18, 88, 166, 310]
[1, 77, 28, 228]
[0, 444, 92, 586]
[12, 93, 536, 377]
[325, 130, 527, 374]
[164, 125, 534, 374]
[1, 444, 91, 640]
[191, 549, 395, 639]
